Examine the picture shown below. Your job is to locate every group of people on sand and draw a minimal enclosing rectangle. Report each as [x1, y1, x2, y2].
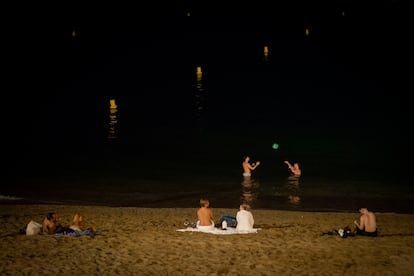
[193, 155, 377, 236]
[196, 198, 255, 232]
[195, 197, 377, 236]
[40, 212, 94, 236]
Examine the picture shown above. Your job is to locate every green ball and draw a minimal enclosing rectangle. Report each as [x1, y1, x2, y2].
[272, 143, 279, 150]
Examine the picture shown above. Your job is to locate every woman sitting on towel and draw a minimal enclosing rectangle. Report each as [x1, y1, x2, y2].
[196, 198, 215, 230]
[236, 203, 254, 231]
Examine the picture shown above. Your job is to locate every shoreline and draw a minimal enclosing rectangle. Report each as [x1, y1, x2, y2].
[2, 194, 413, 214]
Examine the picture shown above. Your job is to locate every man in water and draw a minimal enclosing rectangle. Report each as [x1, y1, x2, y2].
[242, 156, 260, 177]
[354, 207, 378, 237]
[284, 160, 301, 176]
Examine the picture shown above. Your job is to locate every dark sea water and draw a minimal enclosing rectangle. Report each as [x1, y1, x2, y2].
[3, 1, 412, 213]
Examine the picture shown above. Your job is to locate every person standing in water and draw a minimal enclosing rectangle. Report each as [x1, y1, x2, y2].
[242, 156, 260, 177]
[284, 160, 301, 176]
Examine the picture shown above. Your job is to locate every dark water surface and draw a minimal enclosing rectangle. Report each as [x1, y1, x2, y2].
[3, 2, 412, 213]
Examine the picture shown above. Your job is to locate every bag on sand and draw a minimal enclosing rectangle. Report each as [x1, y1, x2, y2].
[26, 220, 42, 235]
[335, 226, 354, 238]
[220, 215, 237, 228]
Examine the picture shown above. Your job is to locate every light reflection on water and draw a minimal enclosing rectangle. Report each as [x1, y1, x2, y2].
[108, 98, 119, 139]
[286, 175, 301, 205]
[194, 65, 206, 129]
[240, 176, 260, 208]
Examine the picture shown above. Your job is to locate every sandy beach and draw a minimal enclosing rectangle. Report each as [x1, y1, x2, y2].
[1, 204, 414, 275]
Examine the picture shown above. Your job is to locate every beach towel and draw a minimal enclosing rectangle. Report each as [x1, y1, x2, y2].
[54, 229, 95, 237]
[177, 227, 260, 235]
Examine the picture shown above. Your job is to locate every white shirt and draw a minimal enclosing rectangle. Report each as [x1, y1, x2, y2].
[236, 210, 254, 231]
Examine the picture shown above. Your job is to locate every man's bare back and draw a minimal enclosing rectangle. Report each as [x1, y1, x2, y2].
[197, 207, 213, 226]
[197, 199, 214, 226]
[354, 208, 377, 233]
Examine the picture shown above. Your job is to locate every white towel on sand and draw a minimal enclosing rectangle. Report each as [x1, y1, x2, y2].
[176, 227, 260, 235]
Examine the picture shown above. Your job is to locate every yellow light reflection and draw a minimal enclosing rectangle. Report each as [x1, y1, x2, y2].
[72, 30, 76, 38]
[110, 99, 117, 109]
[196, 66, 202, 80]
[195, 66, 205, 127]
[263, 45, 269, 62]
[187, 12, 191, 17]
[305, 28, 310, 37]
[108, 98, 118, 139]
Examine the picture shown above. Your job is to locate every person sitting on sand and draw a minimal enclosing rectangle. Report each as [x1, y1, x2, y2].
[68, 213, 95, 235]
[236, 203, 255, 231]
[69, 213, 84, 233]
[196, 198, 215, 230]
[354, 207, 378, 237]
[42, 212, 64, 234]
[284, 160, 301, 176]
[242, 156, 261, 178]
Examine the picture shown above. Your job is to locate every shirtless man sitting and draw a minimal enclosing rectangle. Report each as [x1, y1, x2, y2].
[42, 212, 61, 234]
[354, 207, 378, 237]
[196, 198, 215, 230]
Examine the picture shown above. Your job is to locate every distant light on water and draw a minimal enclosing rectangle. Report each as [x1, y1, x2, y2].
[196, 66, 202, 80]
[108, 99, 118, 139]
[72, 30, 76, 38]
[195, 66, 206, 127]
[110, 99, 118, 109]
[263, 45, 269, 63]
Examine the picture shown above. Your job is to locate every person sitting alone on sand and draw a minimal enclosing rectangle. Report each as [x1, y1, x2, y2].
[42, 212, 62, 234]
[242, 156, 261, 177]
[354, 207, 378, 237]
[284, 160, 301, 176]
[196, 198, 215, 230]
[236, 203, 255, 231]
